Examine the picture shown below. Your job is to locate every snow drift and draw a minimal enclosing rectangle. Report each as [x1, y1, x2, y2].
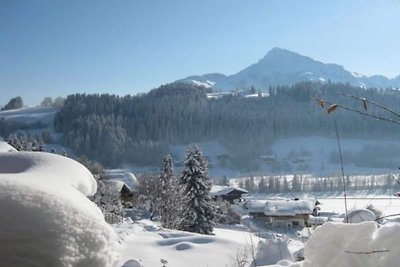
[263, 221, 400, 267]
[0, 141, 16, 152]
[0, 148, 119, 267]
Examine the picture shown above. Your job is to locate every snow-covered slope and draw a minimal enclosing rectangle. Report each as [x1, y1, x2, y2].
[0, 106, 58, 125]
[0, 141, 17, 152]
[0, 146, 119, 267]
[178, 47, 400, 91]
[117, 220, 259, 267]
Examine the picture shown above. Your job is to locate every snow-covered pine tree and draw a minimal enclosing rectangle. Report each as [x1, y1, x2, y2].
[178, 146, 214, 235]
[159, 154, 178, 229]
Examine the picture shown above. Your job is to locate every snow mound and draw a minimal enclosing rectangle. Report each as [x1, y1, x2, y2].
[303, 222, 400, 267]
[0, 152, 97, 196]
[0, 151, 119, 267]
[121, 259, 143, 267]
[344, 208, 376, 223]
[0, 141, 17, 152]
[156, 234, 215, 247]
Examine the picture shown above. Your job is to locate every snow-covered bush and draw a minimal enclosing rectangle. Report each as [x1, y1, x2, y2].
[251, 236, 293, 266]
[92, 178, 125, 224]
[366, 204, 382, 220]
[214, 200, 241, 225]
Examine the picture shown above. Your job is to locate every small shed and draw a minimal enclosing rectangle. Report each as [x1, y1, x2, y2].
[211, 185, 248, 203]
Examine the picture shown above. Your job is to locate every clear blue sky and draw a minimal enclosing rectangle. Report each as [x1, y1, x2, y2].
[1, 0, 400, 106]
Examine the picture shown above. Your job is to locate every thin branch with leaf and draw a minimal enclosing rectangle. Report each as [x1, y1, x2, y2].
[315, 92, 400, 126]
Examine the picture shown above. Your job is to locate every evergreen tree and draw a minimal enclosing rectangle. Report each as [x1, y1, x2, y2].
[282, 176, 289, 192]
[178, 146, 214, 235]
[159, 154, 178, 229]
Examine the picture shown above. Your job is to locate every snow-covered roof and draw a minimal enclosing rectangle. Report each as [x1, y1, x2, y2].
[264, 199, 314, 216]
[245, 199, 268, 213]
[210, 185, 248, 197]
[103, 170, 139, 190]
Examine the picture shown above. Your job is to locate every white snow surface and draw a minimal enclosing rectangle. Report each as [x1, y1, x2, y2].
[0, 106, 57, 125]
[302, 222, 399, 267]
[0, 148, 119, 267]
[117, 220, 257, 267]
[264, 199, 314, 216]
[0, 141, 17, 152]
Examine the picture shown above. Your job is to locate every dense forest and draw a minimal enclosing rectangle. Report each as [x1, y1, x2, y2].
[53, 82, 400, 168]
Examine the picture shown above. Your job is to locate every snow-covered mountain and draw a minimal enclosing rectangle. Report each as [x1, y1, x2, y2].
[177, 47, 400, 91]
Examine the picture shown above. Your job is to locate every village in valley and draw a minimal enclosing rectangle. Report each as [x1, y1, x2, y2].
[2, 103, 400, 267]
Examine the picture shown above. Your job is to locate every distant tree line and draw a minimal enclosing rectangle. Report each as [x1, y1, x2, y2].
[54, 82, 400, 168]
[238, 174, 399, 194]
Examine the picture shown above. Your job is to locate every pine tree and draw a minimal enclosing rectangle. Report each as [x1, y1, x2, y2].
[178, 146, 214, 235]
[159, 154, 178, 229]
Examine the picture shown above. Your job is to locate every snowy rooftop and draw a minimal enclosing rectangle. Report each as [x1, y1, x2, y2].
[264, 199, 314, 216]
[246, 198, 314, 216]
[210, 185, 248, 197]
[102, 170, 139, 190]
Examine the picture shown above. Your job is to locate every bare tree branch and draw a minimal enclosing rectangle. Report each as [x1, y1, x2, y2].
[314, 98, 400, 126]
[338, 92, 400, 118]
[344, 249, 389, 255]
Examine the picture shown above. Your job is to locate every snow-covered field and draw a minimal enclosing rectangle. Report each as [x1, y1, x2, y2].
[0, 106, 57, 125]
[116, 220, 258, 267]
[2, 136, 400, 267]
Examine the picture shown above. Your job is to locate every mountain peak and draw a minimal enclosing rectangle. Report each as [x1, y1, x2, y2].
[261, 47, 310, 62]
[268, 47, 298, 55]
[177, 48, 400, 91]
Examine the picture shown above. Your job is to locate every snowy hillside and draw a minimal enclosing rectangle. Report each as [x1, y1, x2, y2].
[0, 106, 57, 125]
[178, 47, 400, 91]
